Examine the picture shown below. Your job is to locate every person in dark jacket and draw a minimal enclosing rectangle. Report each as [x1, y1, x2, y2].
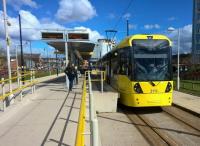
[74, 65, 78, 84]
[64, 63, 76, 91]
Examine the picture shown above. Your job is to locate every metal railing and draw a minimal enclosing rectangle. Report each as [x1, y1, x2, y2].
[174, 80, 200, 93]
[75, 79, 87, 146]
[75, 71, 101, 146]
[85, 70, 106, 81]
[85, 70, 106, 93]
[0, 70, 36, 111]
[88, 72, 100, 146]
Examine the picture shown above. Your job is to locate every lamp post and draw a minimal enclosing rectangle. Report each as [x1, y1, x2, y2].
[168, 27, 181, 90]
[55, 50, 59, 76]
[29, 41, 32, 69]
[2, 0, 14, 104]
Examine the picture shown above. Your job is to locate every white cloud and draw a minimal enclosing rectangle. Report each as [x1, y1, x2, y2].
[0, 10, 66, 41]
[167, 24, 192, 54]
[168, 17, 176, 21]
[144, 24, 160, 29]
[55, 0, 96, 23]
[123, 13, 131, 19]
[7, 0, 38, 10]
[0, 10, 103, 47]
[73, 26, 104, 42]
[129, 24, 137, 30]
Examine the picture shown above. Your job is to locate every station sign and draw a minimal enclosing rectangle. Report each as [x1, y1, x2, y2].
[68, 33, 89, 40]
[41, 32, 64, 40]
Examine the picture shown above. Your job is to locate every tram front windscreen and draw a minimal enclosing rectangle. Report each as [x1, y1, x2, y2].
[132, 39, 172, 81]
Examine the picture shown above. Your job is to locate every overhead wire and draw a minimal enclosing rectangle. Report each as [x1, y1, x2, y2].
[111, 0, 134, 40]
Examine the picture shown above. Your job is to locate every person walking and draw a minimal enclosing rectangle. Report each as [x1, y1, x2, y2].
[74, 65, 78, 84]
[64, 63, 76, 91]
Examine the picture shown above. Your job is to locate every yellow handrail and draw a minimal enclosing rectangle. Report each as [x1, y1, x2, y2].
[0, 71, 36, 101]
[0, 81, 37, 100]
[0, 72, 32, 84]
[85, 70, 106, 81]
[75, 79, 86, 146]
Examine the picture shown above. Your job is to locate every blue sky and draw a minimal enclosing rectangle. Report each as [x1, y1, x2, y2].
[0, 0, 193, 56]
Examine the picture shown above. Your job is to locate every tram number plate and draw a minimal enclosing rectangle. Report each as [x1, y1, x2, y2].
[150, 89, 157, 93]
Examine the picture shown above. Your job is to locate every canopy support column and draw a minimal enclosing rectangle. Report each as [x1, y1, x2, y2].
[65, 42, 69, 90]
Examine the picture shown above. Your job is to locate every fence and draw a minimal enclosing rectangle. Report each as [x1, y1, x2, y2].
[174, 80, 200, 94]
[85, 70, 106, 93]
[0, 70, 36, 111]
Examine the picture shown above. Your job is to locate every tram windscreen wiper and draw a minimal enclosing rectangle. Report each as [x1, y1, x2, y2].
[149, 81, 155, 86]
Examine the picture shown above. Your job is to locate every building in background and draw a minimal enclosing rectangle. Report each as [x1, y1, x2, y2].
[15, 53, 42, 69]
[192, 0, 200, 64]
[0, 48, 8, 77]
[24, 53, 42, 69]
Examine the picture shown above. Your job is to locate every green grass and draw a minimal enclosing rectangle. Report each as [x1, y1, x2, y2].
[173, 80, 200, 96]
[35, 70, 58, 78]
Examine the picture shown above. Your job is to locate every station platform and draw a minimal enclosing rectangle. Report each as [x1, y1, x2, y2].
[173, 91, 200, 115]
[0, 75, 89, 146]
[0, 75, 199, 146]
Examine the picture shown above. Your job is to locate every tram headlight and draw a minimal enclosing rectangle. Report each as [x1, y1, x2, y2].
[165, 82, 172, 92]
[134, 83, 143, 93]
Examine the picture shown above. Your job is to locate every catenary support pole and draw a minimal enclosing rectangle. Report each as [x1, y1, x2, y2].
[177, 29, 180, 90]
[19, 14, 24, 85]
[126, 19, 129, 36]
[3, 0, 14, 104]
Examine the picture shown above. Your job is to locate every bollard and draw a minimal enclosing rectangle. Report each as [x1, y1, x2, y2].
[1, 78, 6, 111]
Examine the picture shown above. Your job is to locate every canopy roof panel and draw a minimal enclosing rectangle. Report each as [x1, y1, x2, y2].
[41, 31, 96, 61]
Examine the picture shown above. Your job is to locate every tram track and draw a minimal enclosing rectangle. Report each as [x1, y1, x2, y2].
[162, 104, 200, 131]
[122, 105, 200, 146]
[125, 110, 180, 146]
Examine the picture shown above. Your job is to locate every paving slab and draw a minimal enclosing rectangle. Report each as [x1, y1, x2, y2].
[173, 91, 200, 115]
[98, 112, 150, 146]
[0, 76, 85, 146]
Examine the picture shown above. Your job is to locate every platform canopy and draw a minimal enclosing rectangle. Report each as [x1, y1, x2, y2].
[41, 31, 96, 61]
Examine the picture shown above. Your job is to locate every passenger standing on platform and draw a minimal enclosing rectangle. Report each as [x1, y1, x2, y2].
[64, 63, 76, 91]
[74, 65, 78, 84]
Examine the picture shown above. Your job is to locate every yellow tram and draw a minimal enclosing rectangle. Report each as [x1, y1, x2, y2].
[101, 34, 173, 107]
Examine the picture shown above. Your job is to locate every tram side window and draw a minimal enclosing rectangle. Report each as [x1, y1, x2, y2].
[112, 51, 120, 74]
[119, 49, 130, 76]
